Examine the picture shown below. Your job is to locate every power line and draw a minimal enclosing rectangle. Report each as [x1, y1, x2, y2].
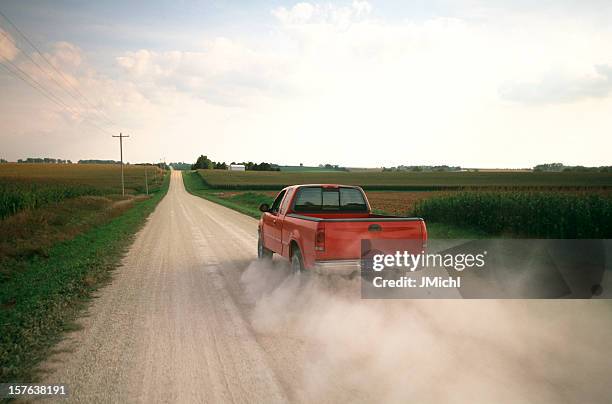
[0, 9, 116, 124]
[0, 9, 119, 130]
[0, 55, 78, 113]
[0, 28, 115, 131]
[0, 31, 80, 110]
[0, 57, 114, 136]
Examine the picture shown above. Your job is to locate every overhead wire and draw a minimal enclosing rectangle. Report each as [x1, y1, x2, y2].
[0, 56, 115, 136]
[0, 9, 119, 132]
[0, 29, 113, 129]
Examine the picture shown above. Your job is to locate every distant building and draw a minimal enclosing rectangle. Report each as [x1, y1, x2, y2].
[229, 164, 245, 171]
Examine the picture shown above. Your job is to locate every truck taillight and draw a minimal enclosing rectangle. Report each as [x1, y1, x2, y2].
[315, 223, 325, 252]
[421, 220, 428, 250]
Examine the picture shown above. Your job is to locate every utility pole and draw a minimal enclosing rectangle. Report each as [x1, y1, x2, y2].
[144, 165, 149, 195]
[112, 133, 129, 196]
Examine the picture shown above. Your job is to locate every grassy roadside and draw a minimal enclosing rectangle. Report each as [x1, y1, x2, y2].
[182, 170, 484, 238]
[182, 170, 269, 218]
[0, 172, 170, 383]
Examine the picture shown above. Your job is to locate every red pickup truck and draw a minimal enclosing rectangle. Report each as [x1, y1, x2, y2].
[257, 184, 427, 274]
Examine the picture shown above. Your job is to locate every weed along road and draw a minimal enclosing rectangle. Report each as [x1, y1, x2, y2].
[40, 170, 612, 403]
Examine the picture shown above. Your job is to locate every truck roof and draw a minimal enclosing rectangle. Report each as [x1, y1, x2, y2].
[292, 184, 362, 189]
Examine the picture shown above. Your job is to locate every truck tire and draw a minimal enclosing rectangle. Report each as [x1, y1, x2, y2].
[257, 233, 273, 261]
[291, 247, 304, 273]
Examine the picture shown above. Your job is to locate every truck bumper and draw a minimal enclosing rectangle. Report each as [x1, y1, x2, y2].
[313, 259, 361, 275]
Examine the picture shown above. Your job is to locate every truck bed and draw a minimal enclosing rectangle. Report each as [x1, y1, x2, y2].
[283, 212, 426, 267]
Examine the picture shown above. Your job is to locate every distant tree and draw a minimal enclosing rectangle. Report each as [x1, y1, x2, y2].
[0, 158, 7, 163]
[533, 163, 565, 172]
[384, 165, 459, 172]
[169, 162, 191, 170]
[234, 161, 280, 171]
[555, 165, 612, 173]
[78, 159, 119, 164]
[192, 155, 213, 170]
[17, 157, 71, 164]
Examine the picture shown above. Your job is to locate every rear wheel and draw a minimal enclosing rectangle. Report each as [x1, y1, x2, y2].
[291, 247, 304, 273]
[257, 233, 273, 260]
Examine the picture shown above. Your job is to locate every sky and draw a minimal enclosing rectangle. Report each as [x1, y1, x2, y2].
[0, 0, 611, 168]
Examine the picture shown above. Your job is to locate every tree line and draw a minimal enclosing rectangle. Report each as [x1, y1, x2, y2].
[17, 157, 73, 164]
[382, 165, 462, 172]
[191, 155, 280, 171]
[533, 163, 612, 173]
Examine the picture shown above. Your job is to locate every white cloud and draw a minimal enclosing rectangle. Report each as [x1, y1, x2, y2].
[115, 37, 295, 107]
[272, 1, 373, 26]
[48, 42, 82, 69]
[499, 64, 612, 103]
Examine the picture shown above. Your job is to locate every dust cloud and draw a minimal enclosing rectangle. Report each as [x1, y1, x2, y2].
[241, 260, 612, 403]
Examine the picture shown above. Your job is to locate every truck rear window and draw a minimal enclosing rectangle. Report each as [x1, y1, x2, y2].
[293, 187, 368, 212]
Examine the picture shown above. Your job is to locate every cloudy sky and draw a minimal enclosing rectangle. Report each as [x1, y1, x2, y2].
[0, 0, 611, 168]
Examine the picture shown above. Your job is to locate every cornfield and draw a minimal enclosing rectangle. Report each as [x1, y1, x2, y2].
[413, 191, 612, 238]
[0, 180, 105, 219]
[0, 164, 165, 219]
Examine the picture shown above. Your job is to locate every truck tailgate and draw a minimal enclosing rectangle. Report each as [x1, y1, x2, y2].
[319, 219, 424, 260]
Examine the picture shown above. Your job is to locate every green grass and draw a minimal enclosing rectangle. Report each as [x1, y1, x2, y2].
[0, 173, 170, 383]
[221, 192, 274, 216]
[197, 169, 612, 190]
[182, 170, 272, 218]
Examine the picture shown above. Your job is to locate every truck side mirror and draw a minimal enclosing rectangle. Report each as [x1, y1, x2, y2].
[259, 203, 270, 212]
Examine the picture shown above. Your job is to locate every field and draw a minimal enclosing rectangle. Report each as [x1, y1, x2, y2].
[279, 165, 347, 172]
[0, 163, 162, 190]
[197, 169, 612, 190]
[366, 191, 451, 215]
[192, 170, 612, 238]
[0, 163, 164, 218]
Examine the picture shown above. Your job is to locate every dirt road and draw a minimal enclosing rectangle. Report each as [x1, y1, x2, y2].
[41, 171, 612, 403]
